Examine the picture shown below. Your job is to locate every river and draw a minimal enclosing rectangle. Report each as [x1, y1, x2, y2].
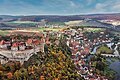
[109, 61, 120, 80]
[91, 42, 120, 80]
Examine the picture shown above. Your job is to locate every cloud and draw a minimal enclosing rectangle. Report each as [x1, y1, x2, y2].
[94, 3, 107, 11]
[90, 0, 120, 13]
[87, 0, 96, 5]
[0, 0, 120, 15]
[70, 1, 76, 7]
[111, 1, 120, 12]
[0, 0, 46, 15]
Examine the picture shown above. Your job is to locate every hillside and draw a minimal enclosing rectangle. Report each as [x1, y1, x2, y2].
[0, 13, 120, 22]
[65, 19, 113, 28]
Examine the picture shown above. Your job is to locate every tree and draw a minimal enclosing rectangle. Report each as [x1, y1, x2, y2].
[14, 70, 21, 80]
[19, 68, 28, 80]
[0, 71, 3, 79]
[7, 72, 13, 79]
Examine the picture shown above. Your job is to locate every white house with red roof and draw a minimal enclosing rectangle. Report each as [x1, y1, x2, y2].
[19, 42, 26, 50]
[11, 43, 19, 51]
[26, 39, 33, 46]
[0, 40, 7, 49]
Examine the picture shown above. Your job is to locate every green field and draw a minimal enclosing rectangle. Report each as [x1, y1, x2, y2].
[0, 27, 64, 36]
[6, 21, 38, 24]
[47, 22, 65, 25]
[96, 45, 113, 54]
[85, 28, 105, 32]
[0, 30, 9, 35]
[5, 21, 38, 27]
[36, 27, 64, 32]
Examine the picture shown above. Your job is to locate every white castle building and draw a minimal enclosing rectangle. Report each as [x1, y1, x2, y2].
[0, 39, 45, 64]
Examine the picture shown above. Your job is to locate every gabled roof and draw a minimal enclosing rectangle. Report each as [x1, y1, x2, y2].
[0, 40, 5, 45]
[26, 39, 33, 44]
[12, 43, 19, 47]
[33, 40, 40, 45]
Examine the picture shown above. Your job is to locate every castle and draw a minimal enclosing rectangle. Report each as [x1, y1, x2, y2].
[0, 35, 45, 64]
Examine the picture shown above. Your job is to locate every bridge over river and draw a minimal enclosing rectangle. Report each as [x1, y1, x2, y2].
[91, 41, 120, 58]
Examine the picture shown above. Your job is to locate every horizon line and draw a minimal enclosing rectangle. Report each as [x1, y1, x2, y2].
[0, 12, 120, 16]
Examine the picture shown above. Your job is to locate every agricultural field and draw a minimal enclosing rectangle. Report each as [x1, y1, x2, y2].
[5, 21, 37, 27]
[6, 21, 38, 24]
[85, 28, 105, 32]
[47, 22, 65, 25]
[36, 27, 65, 32]
[96, 45, 113, 54]
[0, 30, 9, 35]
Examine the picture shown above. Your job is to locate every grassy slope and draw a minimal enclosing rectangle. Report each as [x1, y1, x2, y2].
[96, 45, 113, 54]
[0, 30, 9, 35]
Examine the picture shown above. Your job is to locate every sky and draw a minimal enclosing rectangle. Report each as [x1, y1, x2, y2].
[0, 0, 120, 15]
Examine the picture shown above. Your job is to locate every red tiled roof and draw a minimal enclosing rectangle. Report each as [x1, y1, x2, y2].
[40, 38, 45, 43]
[5, 42, 11, 44]
[84, 47, 90, 54]
[27, 39, 33, 44]
[12, 43, 19, 47]
[45, 37, 49, 41]
[72, 50, 78, 54]
[0, 40, 5, 45]
[33, 40, 40, 45]
[46, 40, 50, 45]
[19, 42, 25, 45]
[90, 78, 95, 80]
